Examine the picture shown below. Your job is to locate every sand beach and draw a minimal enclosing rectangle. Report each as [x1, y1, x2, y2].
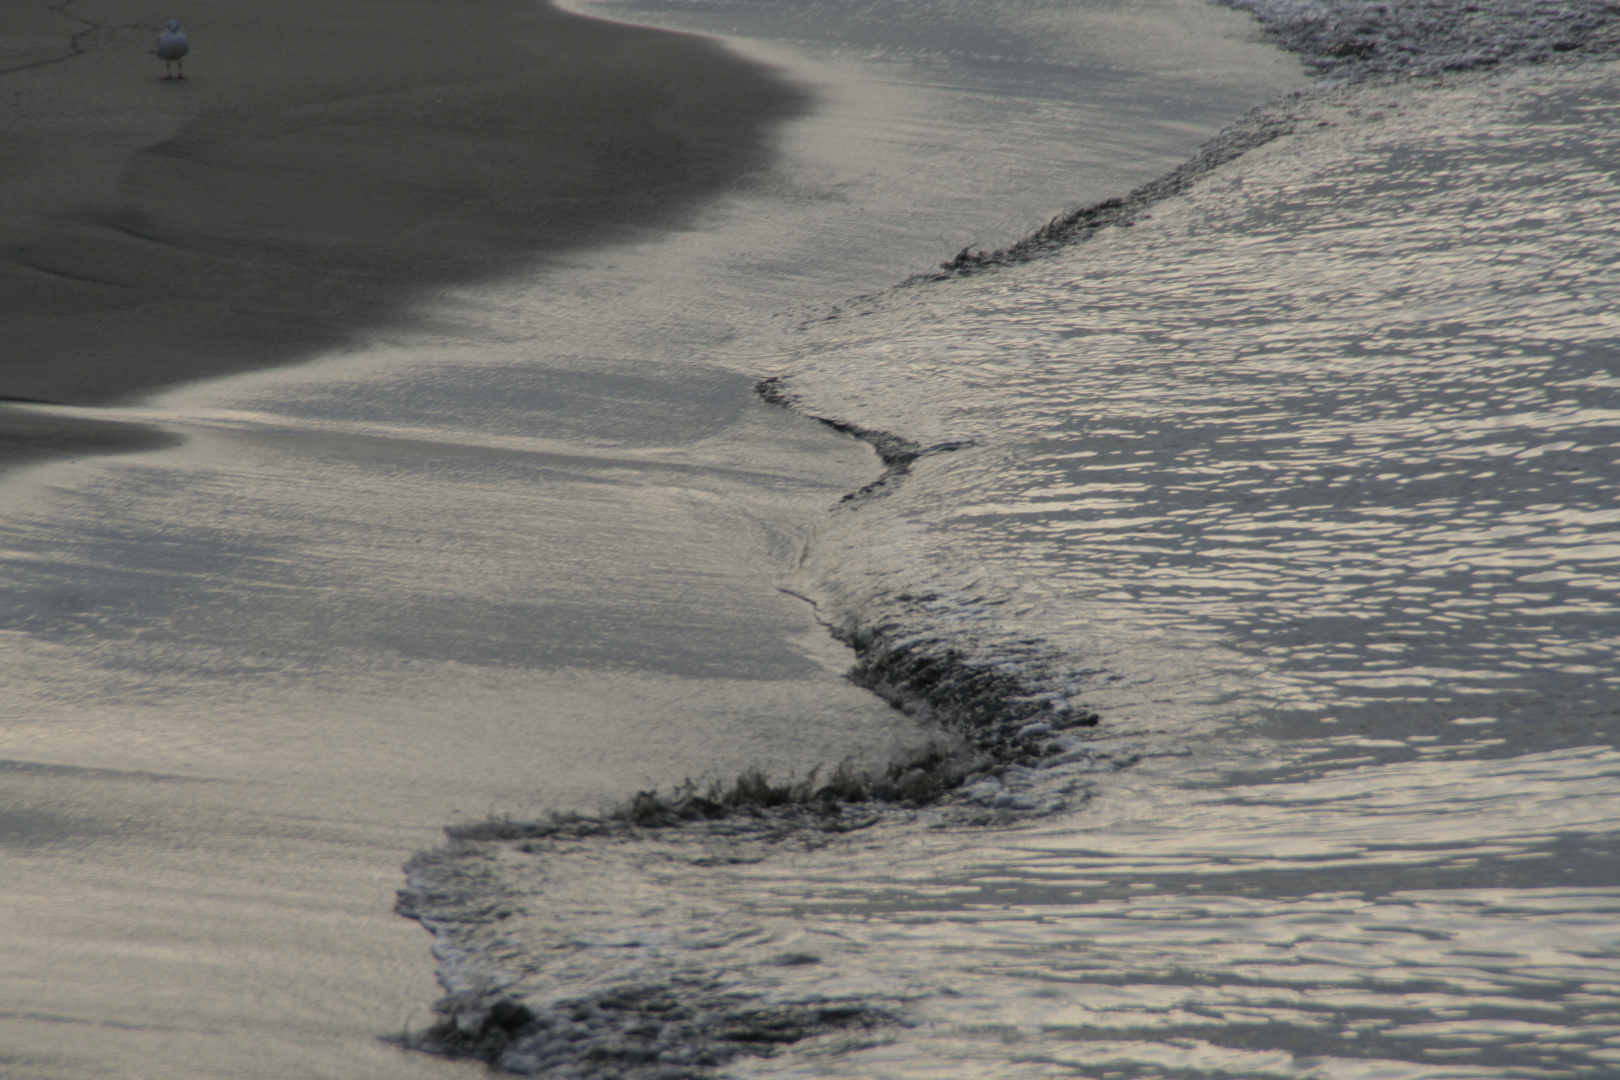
[0, 0, 798, 468]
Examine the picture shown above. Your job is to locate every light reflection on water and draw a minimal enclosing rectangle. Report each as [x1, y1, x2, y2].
[457, 746, 1620, 1079]
[786, 64, 1620, 751]
[376, 57, 1620, 1080]
[573, 61, 1620, 1078]
[0, 2, 1305, 1075]
[9, 3, 1620, 1076]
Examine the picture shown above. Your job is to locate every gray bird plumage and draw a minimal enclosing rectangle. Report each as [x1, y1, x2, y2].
[155, 19, 189, 79]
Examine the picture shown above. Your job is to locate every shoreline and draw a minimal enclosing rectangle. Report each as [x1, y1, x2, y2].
[391, 44, 1620, 1073]
[0, 0, 804, 471]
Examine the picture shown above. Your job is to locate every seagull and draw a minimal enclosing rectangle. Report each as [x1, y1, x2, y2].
[154, 19, 189, 79]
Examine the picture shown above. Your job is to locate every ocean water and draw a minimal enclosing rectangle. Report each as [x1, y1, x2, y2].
[785, 59, 1620, 763]
[0, 1, 1305, 1078]
[397, 6, 1620, 1080]
[4, 1, 1617, 1078]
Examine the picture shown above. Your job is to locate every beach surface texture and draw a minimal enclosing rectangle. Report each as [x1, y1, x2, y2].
[9, 1, 1618, 1079]
[0, 0, 796, 464]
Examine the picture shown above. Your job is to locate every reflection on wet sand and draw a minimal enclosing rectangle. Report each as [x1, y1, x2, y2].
[0, 1, 1302, 1075]
[397, 60, 1620, 1080]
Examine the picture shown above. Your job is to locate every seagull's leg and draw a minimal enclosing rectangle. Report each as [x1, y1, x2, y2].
[176, 58, 184, 79]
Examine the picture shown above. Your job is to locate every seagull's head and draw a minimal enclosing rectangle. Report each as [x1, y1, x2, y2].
[166, 18, 181, 31]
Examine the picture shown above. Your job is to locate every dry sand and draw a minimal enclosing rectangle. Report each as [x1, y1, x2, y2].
[0, 0, 801, 469]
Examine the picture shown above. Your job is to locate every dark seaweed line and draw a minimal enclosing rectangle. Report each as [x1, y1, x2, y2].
[756, 372, 1104, 751]
[932, 0, 1620, 280]
[392, 378, 1114, 1074]
[743, 106, 1318, 751]
[390, 54, 1312, 1080]
[931, 98, 1302, 277]
[389, 37, 1320, 1080]
[391, 375, 1117, 1075]
[753, 0, 1620, 772]
[393, 9, 1620, 1076]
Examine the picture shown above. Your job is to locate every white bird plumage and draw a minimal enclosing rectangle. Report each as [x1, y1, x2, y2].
[155, 18, 189, 79]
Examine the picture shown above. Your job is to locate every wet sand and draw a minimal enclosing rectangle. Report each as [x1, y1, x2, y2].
[0, 3, 1325, 1075]
[0, 0, 800, 467]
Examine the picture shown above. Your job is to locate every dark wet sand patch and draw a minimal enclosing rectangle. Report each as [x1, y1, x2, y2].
[0, 0, 803, 466]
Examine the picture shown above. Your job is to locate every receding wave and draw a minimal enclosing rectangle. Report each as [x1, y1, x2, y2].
[396, 4, 1620, 1076]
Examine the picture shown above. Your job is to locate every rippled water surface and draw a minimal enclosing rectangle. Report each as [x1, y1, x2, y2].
[7, 1, 1619, 1077]
[787, 63, 1620, 751]
[406, 61, 1620, 1080]
[417, 742, 1620, 1079]
[0, 1, 1302, 1077]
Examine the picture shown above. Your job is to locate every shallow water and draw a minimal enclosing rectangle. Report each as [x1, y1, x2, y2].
[772, 60, 1620, 1075]
[403, 56, 1620, 1080]
[428, 744, 1620, 1079]
[13, 1, 1618, 1077]
[785, 62, 1620, 758]
[0, 1, 1300, 1076]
